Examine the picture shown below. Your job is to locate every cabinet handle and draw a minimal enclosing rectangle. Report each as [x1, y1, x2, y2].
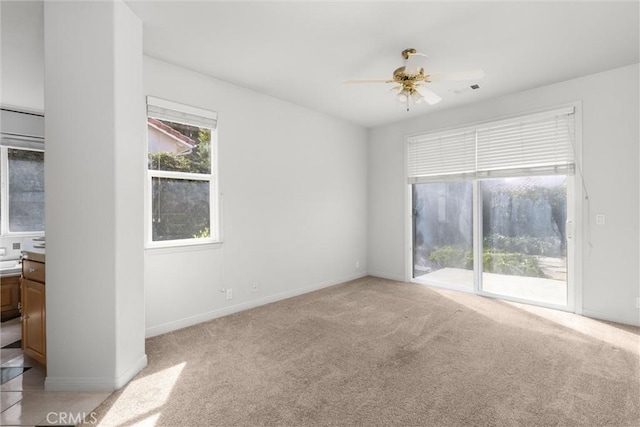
[28, 268, 36, 273]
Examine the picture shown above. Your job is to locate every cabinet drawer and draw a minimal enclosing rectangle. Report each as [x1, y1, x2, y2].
[23, 260, 45, 283]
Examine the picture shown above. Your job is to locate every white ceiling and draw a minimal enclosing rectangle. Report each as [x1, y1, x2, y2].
[126, 1, 639, 128]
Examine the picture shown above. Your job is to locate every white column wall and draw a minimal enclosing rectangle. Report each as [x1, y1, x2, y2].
[113, 0, 147, 387]
[44, 0, 146, 391]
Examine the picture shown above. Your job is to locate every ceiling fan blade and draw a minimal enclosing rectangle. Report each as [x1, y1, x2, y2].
[416, 86, 442, 105]
[343, 79, 393, 84]
[427, 69, 485, 82]
[404, 53, 429, 75]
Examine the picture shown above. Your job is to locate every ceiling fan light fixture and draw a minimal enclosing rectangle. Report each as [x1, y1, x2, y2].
[411, 90, 425, 104]
[395, 89, 410, 104]
[395, 87, 424, 111]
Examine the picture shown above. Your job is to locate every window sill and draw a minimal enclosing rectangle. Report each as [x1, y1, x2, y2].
[145, 240, 223, 255]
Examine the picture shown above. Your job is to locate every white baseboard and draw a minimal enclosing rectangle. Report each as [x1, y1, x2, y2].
[114, 354, 148, 389]
[367, 271, 406, 282]
[582, 309, 640, 327]
[45, 354, 148, 392]
[145, 272, 367, 338]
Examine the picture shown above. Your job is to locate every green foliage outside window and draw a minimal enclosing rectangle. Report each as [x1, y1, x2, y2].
[149, 119, 213, 241]
[428, 245, 546, 278]
[148, 126, 211, 174]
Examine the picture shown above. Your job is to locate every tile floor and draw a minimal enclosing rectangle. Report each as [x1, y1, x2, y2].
[1, 318, 111, 426]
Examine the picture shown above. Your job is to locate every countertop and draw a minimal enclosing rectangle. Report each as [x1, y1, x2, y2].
[23, 249, 45, 263]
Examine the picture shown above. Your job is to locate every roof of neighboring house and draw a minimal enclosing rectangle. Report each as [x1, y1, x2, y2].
[148, 117, 195, 150]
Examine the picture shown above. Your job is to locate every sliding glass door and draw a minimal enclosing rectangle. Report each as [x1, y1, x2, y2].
[412, 174, 573, 309]
[407, 106, 578, 310]
[478, 175, 571, 307]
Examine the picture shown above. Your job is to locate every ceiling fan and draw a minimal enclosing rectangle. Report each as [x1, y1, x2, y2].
[345, 48, 484, 111]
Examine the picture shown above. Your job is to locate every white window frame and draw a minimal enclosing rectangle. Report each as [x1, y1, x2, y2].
[145, 96, 221, 249]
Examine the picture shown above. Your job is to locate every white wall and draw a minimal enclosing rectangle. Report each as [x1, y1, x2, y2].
[368, 63, 640, 326]
[45, 0, 146, 391]
[0, 0, 44, 111]
[144, 57, 368, 336]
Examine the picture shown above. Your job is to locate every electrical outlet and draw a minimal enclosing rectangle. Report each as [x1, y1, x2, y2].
[595, 214, 605, 225]
[636, 297, 640, 309]
[0, 248, 5, 256]
[355, 260, 360, 269]
[12, 243, 20, 250]
[226, 289, 233, 300]
[252, 283, 259, 293]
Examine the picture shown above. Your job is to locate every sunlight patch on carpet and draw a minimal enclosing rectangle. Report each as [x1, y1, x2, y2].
[505, 301, 640, 353]
[100, 362, 186, 426]
[428, 284, 639, 353]
[131, 412, 161, 427]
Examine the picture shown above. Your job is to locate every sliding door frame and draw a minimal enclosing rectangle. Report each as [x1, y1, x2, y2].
[404, 102, 584, 314]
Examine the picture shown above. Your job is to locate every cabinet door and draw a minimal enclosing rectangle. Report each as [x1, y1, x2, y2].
[1, 276, 21, 320]
[21, 279, 46, 365]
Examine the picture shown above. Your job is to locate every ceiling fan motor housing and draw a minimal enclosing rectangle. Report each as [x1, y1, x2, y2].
[393, 66, 428, 94]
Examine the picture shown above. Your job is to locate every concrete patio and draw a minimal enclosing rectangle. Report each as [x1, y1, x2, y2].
[415, 267, 567, 306]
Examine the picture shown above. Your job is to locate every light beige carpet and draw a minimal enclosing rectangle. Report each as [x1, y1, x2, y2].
[89, 277, 640, 426]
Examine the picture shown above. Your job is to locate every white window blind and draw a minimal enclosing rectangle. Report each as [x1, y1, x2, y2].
[147, 96, 217, 130]
[407, 107, 575, 182]
[476, 107, 575, 177]
[407, 130, 476, 182]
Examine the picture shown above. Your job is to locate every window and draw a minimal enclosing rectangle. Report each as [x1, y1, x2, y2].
[146, 96, 219, 247]
[0, 109, 45, 236]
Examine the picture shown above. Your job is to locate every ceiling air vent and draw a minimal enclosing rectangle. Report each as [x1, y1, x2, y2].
[450, 84, 481, 96]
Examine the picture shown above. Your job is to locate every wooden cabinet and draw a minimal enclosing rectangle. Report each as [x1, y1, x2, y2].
[1, 276, 21, 320]
[21, 259, 46, 366]
[23, 259, 45, 283]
